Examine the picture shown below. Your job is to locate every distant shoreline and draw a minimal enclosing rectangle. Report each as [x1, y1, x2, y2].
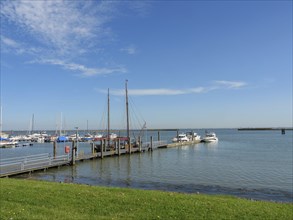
[238, 128, 293, 131]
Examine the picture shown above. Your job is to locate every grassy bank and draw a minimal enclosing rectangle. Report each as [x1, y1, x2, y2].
[0, 178, 292, 220]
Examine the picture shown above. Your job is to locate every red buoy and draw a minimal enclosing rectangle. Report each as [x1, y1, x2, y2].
[65, 146, 70, 154]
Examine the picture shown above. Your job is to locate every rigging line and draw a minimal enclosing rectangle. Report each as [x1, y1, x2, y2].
[129, 96, 146, 122]
[98, 97, 108, 134]
[129, 101, 144, 130]
[129, 96, 146, 126]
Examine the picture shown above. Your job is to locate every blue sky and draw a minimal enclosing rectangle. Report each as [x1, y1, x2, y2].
[0, 0, 292, 130]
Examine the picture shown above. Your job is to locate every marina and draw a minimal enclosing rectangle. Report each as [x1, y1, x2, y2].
[0, 129, 201, 177]
[0, 129, 292, 202]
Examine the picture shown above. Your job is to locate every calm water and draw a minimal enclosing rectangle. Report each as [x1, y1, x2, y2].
[1, 129, 292, 202]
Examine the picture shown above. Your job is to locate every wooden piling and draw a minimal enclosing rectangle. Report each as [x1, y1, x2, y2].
[91, 142, 94, 154]
[150, 136, 153, 151]
[139, 136, 142, 152]
[158, 131, 160, 141]
[53, 141, 57, 158]
[101, 139, 104, 158]
[114, 140, 117, 154]
[129, 141, 132, 154]
[71, 141, 76, 165]
[118, 139, 121, 156]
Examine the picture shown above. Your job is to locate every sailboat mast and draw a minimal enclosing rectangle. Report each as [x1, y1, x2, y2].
[107, 88, 110, 146]
[125, 80, 130, 145]
[87, 120, 89, 133]
[60, 112, 62, 136]
[31, 113, 34, 134]
[0, 106, 2, 137]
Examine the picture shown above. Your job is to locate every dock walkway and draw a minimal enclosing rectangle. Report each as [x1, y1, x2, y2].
[0, 139, 203, 178]
[0, 140, 169, 177]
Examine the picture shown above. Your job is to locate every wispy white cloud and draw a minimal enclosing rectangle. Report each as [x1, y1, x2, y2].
[36, 59, 127, 77]
[120, 45, 137, 55]
[1, 36, 19, 48]
[1, 35, 41, 55]
[97, 80, 246, 96]
[1, 1, 112, 55]
[214, 80, 247, 89]
[0, 1, 133, 76]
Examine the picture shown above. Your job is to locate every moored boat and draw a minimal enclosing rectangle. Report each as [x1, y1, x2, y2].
[186, 132, 201, 141]
[172, 133, 190, 142]
[202, 132, 218, 143]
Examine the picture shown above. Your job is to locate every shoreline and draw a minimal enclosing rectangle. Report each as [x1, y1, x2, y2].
[1, 178, 292, 219]
[238, 128, 293, 131]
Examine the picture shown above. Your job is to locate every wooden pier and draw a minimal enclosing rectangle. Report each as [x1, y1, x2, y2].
[167, 139, 201, 147]
[0, 127, 205, 178]
[0, 139, 169, 178]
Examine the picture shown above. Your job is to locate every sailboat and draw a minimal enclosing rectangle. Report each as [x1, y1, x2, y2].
[125, 80, 147, 152]
[94, 80, 146, 153]
[101, 89, 118, 147]
[57, 112, 69, 142]
[0, 106, 18, 148]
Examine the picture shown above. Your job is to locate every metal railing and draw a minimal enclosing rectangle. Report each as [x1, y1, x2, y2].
[0, 153, 70, 176]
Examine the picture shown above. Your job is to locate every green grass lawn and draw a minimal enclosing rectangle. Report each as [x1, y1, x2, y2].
[0, 178, 292, 220]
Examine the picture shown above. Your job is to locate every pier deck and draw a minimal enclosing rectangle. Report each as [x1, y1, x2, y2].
[0, 139, 200, 178]
[0, 140, 168, 177]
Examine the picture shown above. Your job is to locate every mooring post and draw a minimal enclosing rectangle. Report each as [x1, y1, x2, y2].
[53, 141, 57, 158]
[101, 139, 104, 158]
[91, 142, 94, 154]
[282, 129, 285, 135]
[71, 141, 76, 165]
[177, 129, 179, 139]
[158, 131, 160, 141]
[150, 136, 153, 151]
[129, 142, 132, 154]
[118, 139, 121, 156]
[139, 136, 142, 152]
[129, 138, 132, 154]
[114, 140, 117, 154]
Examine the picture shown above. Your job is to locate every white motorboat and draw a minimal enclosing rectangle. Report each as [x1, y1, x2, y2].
[103, 133, 118, 140]
[0, 140, 18, 148]
[172, 133, 190, 142]
[94, 134, 103, 139]
[202, 132, 218, 143]
[186, 132, 201, 141]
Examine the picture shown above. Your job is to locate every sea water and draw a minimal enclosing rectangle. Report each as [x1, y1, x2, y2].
[1, 129, 292, 202]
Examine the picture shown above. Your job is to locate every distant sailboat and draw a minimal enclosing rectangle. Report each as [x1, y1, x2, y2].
[57, 112, 68, 142]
